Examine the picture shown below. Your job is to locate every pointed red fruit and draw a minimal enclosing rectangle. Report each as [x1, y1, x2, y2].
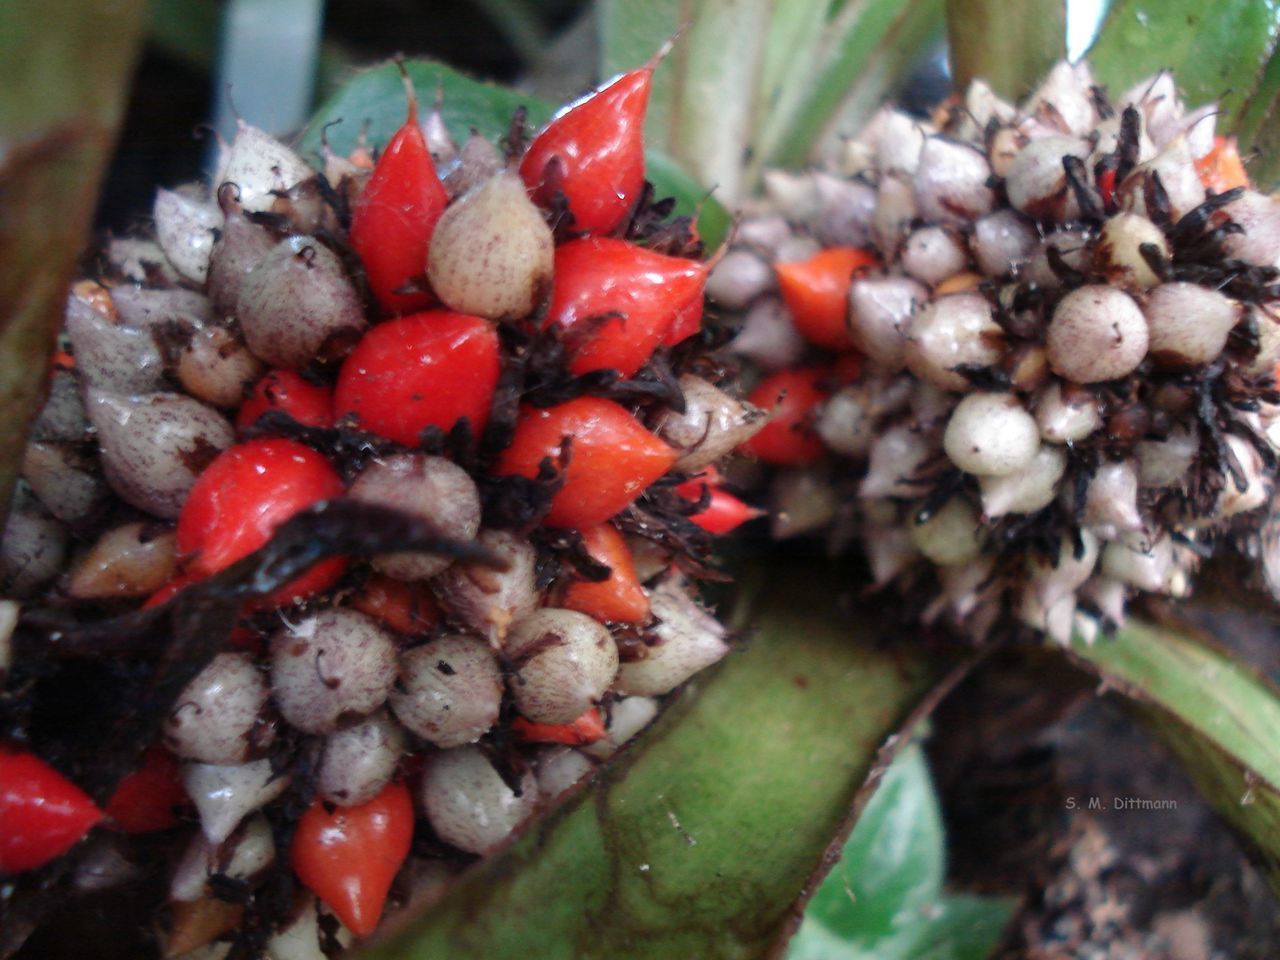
[519, 65, 652, 235]
[236, 370, 334, 434]
[546, 238, 708, 377]
[497, 398, 677, 528]
[739, 367, 832, 466]
[558, 523, 650, 623]
[775, 247, 879, 350]
[0, 748, 103, 874]
[176, 438, 347, 605]
[290, 780, 414, 938]
[511, 707, 607, 745]
[335, 309, 500, 445]
[105, 746, 187, 833]
[349, 80, 449, 314]
[675, 474, 764, 534]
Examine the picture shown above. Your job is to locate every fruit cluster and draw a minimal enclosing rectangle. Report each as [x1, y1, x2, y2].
[0, 59, 764, 957]
[711, 62, 1280, 643]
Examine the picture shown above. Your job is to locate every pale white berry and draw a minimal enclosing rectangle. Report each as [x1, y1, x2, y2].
[1046, 285, 1149, 383]
[163, 652, 273, 765]
[1144, 282, 1240, 369]
[269, 609, 397, 734]
[389, 635, 502, 747]
[427, 172, 554, 320]
[419, 746, 539, 856]
[913, 137, 995, 226]
[909, 498, 982, 566]
[848, 275, 928, 370]
[943, 393, 1040, 477]
[979, 445, 1067, 516]
[904, 292, 1005, 391]
[505, 608, 619, 725]
[1035, 381, 1102, 443]
[615, 575, 729, 697]
[1095, 213, 1168, 289]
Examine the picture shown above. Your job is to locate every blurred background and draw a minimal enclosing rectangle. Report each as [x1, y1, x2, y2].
[100, 0, 593, 231]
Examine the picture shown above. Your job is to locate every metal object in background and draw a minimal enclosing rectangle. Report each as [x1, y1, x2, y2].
[211, 0, 323, 160]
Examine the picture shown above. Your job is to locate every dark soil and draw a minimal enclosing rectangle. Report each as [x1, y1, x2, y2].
[932, 607, 1280, 960]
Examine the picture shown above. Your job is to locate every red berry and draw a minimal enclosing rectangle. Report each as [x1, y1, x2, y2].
[176, 438, 347, 604]
[335, 310, 500, 445]
[0, 748, 103, 874]
[519, 66, 652, 235]
[558, 523, 650, 623]
[775, 247, 879, 350]
[348, 574, 440, 636]
[739, 368, 831, 466]
[142, 572, 201, 609]
[105, 746, 187, 833]
[497, 398, 677, 527]
[663, 292, 705, 347]
[510, 707, 607, 746]
[349, 90, 448, 314]
[675, 474, 763, 534]
[546, 238, 707, 377]
[290, 780, 413, 937]
[236, 370, 334, 434]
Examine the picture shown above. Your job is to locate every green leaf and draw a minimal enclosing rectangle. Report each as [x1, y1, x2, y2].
[946, 0, 1066, 101]
[599, 0, 772, 205]
[1086, 0, 1280, 126]
[1068, 616, 1280, 892]
[751, 0, 946, 177]
[0, 0, 146, 521]
[1233, 44, 1280, 188]
[787, 744, 1016, 960]
[299, 60, 553, 161]
[300, 58, 729, 247]
[644, 149, 731, 249]
[358, 565, 950, 960]
[599, 0, 947, 197]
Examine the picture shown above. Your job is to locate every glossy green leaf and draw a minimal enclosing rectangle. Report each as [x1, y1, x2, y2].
[1086, 0, 1280, 126]
[358, 565, 949, 960]
[787, 744, 1015, 960]
[946, 0, 1066, 101]
[300, 58, 729, 247]
[1068, 616, 1280, 891]
[0, 0, 145, 522]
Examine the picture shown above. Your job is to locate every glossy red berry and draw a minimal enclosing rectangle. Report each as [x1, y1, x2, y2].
[290, 780, 414, 937]
[519, 65, 652, 235]
[176, 438, 347, 603]
[510, 707, 607, 746]
[105, 746, 187, 833]
[546, 238, 708, 377]
[739, 368, 831, 466]
[497, 397, 677, 527]
[349, 88, 448, 314]
[236, 370, 334, 434]
[775, 247, 879, 350]
[0, 748, 103, 874]
[558, 522, 650, 623]
[675, 473, 763, 535]
[663, 292, 705, 347]
[335, 310, 500, 445]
